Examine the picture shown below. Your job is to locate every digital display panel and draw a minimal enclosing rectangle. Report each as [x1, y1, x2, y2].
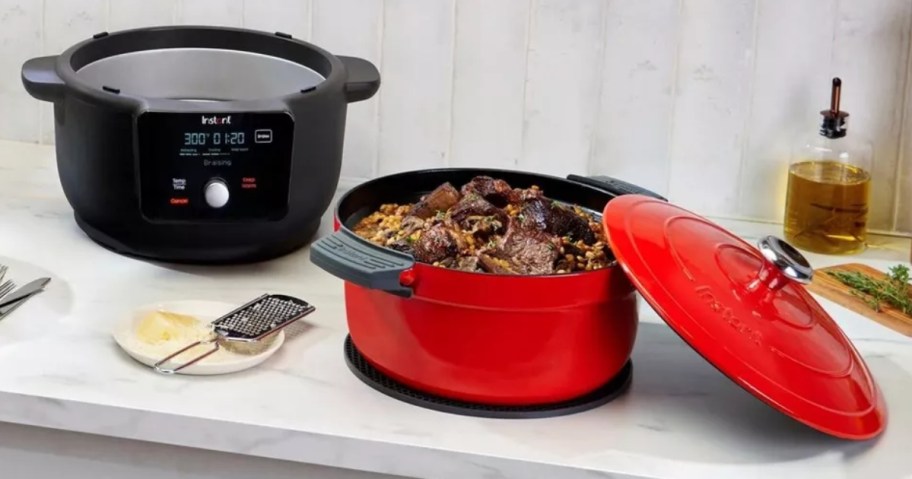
[137, 111, 294, 222]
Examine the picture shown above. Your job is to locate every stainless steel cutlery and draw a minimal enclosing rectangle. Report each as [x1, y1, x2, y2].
[0, 265, 50, 321]
[0, 278, 50, 309]
[0, 280, 14, 299]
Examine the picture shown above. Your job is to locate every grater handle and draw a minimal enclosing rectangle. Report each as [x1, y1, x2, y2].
[153, 338, 221, 375]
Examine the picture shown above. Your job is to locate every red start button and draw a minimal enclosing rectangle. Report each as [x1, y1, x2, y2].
[170, 197, 189, 205]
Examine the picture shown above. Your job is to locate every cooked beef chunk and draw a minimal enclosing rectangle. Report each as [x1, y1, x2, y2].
[518, 197, 550, 230]
[450, 195, 509, 236]
[478, 253, 516, 274]
[496, 226, 560, 275]
[413, 224, 458, 264]
[409, 182, 461, 219]
[520, 197, 596, 244]
[515, 187, 544, 202]
[561, 216, 597, 244]
[387, 240, 415, 255]
[460, 176, 519, 207]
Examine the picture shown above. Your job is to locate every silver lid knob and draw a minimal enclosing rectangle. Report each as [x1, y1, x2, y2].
[757, 235, 814, 285]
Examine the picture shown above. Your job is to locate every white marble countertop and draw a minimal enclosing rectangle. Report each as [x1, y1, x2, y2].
[1, 139, 911, 479]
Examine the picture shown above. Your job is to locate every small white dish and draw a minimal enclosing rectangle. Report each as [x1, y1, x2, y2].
[112, 299, 285, 376]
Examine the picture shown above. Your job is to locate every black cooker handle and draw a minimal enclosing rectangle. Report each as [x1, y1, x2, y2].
[22, 56, 65, 103]
[339, 56, 380, 103]
[310, 229, 415, 298]
[567, 174, 668, 202]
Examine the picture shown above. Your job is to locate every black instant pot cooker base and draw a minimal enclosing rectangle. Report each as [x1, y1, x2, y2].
[74, 214, 320, 265]
[344, 335, 632, 419]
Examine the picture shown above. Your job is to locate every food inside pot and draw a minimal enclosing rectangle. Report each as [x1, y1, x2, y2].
[352, 176, 614, 274]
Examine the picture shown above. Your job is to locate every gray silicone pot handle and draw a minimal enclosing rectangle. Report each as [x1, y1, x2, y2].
[566, 174, 668, 202]
[339, 56, 380, 103]
[310, 229, 415, 298]
[22, 56, 65, 103]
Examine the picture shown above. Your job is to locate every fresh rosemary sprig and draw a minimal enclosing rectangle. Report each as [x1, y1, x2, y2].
[827, 264, 912, 315]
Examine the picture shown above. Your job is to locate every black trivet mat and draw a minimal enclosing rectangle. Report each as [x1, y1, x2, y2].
[343, 335, 632, 419]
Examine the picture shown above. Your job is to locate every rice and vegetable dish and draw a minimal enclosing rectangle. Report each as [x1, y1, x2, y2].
[352, 176, 613, 275]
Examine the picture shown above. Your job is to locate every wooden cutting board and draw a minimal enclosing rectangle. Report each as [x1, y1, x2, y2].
[806, 263, 912, 337]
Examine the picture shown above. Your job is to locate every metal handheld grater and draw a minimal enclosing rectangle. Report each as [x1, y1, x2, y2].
[153, 294, 316, 375]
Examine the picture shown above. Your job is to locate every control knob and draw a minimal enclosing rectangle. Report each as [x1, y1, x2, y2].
[204, 178, 230, 209]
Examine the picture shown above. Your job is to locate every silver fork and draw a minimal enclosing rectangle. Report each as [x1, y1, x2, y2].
[0, 264, 7, 283]
[0, 280, 14, 300]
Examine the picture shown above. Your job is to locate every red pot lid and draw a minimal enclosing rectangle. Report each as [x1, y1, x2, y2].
[603, 195, 886, 440]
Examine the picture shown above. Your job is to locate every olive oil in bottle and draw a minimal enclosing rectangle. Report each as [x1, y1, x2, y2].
[783, 78, 873, 255]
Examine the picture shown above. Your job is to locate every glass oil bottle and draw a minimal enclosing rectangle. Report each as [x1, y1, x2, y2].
[783, 78, 873, 255]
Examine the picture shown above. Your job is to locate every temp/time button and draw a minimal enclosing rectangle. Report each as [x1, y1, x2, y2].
[204, 178, 230, 208]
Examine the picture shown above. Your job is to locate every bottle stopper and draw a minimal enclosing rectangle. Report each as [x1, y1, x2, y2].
[819, 77, 849, 139]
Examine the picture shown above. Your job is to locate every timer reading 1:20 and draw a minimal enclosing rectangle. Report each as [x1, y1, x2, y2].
[183, 131, 247, 146]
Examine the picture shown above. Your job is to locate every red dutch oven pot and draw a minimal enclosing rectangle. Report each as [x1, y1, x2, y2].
[312, 168, 889, 441]
[313, 168, 890, 440]
[311, 169, 666, 405]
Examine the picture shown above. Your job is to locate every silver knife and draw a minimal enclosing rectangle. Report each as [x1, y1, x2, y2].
[0, 277, 51, 309]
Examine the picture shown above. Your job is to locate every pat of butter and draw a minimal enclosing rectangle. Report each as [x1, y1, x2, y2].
[136, 310, 212, 345]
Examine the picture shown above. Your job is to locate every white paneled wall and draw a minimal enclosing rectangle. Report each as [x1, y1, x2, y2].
[311, 0, 382, 180]
[522, 0, 604, 177]
[450, 0, 529, 170]
[668, 0, 754, 218]
[2, 0, 912, 233]
[0, 0, 40, 142]
[378, 0, 455, 174]
[594, 0, 678, 196]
